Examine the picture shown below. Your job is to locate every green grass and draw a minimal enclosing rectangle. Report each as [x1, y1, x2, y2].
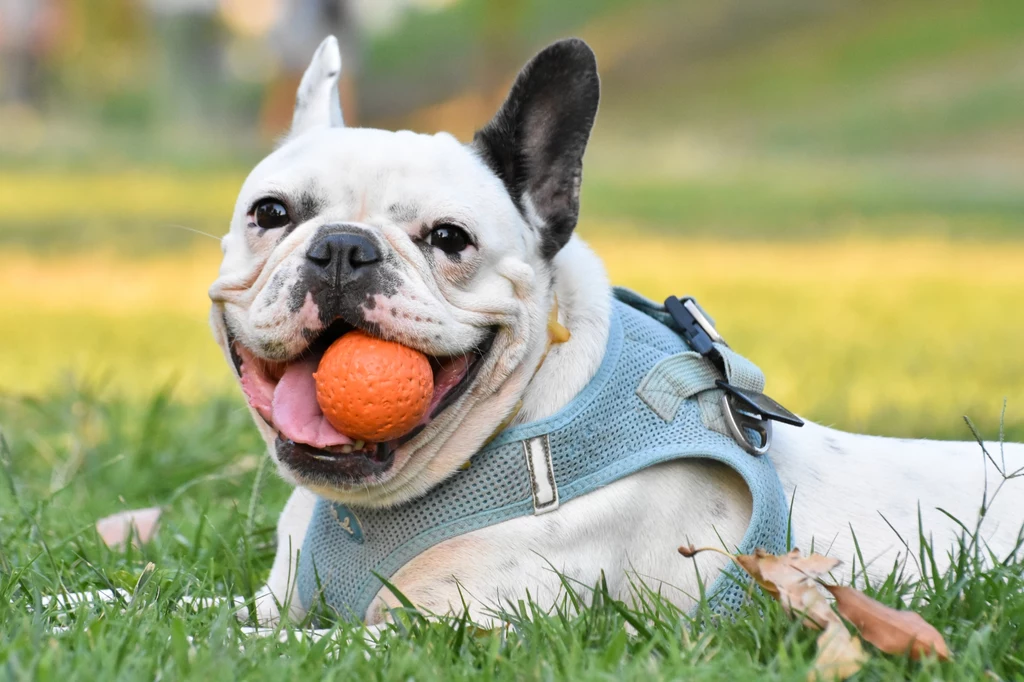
[1, 386, 1022, 679]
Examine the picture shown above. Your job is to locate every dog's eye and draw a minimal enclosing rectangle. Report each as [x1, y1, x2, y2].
[252, 199, 291, 230]
[428, 224, 471, 254]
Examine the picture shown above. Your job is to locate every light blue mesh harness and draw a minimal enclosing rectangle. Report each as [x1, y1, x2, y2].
[296, 287, 791, 620]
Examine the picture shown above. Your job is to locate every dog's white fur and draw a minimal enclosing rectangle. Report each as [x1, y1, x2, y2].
[211, 38, 1024, 626]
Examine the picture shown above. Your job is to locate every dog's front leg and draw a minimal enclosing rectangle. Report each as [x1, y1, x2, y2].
[239, 486, 317, 626]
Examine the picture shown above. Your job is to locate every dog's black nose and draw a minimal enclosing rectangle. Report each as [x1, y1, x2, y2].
[305, 231, 381, 282]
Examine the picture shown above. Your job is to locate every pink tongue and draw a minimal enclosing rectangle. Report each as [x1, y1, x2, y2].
[427, 355, 471, 421]
[272, 357, 354, 449]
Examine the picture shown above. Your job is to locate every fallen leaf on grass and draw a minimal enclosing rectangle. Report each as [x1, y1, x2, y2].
[735, 548, 841, 629]
[730, 548, 863, 679]
[95, 507, 162, 549]
[810, 623, 867, 682]
[734, 548, 841, 596]
[679, 545, 951, 679]
[824, 584, 950, 660]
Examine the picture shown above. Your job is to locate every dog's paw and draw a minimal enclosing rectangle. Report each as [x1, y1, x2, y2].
[234, 587, 283, 627]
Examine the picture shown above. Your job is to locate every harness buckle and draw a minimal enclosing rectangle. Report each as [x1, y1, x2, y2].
[716, 380, 805, 428]
[665, 296, 724, 357]
[720, 392, 773, 456]
[665, 295, 805, 455]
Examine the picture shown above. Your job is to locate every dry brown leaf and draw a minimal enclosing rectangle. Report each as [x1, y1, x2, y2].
[824, 585, 950, 661]
[809, 622, 867, 681]
[735, 548, 842, 629]
[795, 581, 843, 631]
[96, 506, 162, 549]
[680, 546, 865, 680]
[680, 546, 949, 678]
[735, 548, 840, 595]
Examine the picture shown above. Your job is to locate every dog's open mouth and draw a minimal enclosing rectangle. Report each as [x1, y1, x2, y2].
[229, 319, 495, 481]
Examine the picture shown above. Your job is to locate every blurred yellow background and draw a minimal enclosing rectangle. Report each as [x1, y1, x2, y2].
[1, 0, 1022, 440]
[4, 237, 1023, 442]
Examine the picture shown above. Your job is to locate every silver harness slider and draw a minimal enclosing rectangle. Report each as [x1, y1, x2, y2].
[523, 435, 559, 514]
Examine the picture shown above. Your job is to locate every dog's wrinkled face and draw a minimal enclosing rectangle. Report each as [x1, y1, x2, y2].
[209, 37, 599, 507]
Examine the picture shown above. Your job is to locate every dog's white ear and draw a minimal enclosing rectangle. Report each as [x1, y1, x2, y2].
[473, 38, 599, 259]
[291, 35, 345, 136]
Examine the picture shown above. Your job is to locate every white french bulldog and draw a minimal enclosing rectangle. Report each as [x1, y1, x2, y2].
[209, 36, 1024, 626]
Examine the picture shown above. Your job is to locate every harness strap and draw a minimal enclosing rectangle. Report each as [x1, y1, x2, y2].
[623, 286, 800, 455]
[635, 343, 765, 423]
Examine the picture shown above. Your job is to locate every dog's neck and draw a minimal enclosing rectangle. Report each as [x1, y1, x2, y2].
[517, 236, 612, 424]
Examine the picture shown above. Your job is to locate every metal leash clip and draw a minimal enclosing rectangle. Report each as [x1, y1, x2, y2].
[665, 296, 804, 456]
[718, 383, 775, 456]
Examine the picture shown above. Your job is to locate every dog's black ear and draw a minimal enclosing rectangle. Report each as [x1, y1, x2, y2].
[473, 38, 599, 259]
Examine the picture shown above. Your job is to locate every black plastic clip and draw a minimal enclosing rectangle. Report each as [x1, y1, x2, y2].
[716, 381, 804, 428]
[665, 295, 723, 361]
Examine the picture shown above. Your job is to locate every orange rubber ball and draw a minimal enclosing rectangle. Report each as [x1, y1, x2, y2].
[313, 330, 434, 443]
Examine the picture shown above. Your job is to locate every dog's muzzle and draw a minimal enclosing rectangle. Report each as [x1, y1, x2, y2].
[223, 226, 499, 486]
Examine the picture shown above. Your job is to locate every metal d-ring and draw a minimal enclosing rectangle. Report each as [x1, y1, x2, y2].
[721, 392, 772, 456]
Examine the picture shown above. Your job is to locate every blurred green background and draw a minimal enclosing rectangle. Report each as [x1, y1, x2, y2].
[1, 0, 1022, 441]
